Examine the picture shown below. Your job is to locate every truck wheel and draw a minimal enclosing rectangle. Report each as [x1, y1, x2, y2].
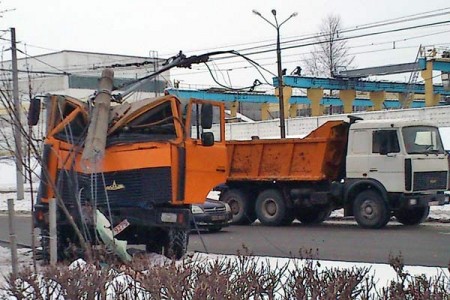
[145, 242, 163, 254]
[296, 206, 331, 224]
[163, 228, 188, 260]
[221, 189, 256, 225]
[353, 190, 390, 229]
[38, 228, 50, 264]
[394, 206, 430, 225]
[39, 225, 83, 263]
[255, 189, 286, 226]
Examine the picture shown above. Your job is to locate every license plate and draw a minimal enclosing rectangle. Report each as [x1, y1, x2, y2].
[112, 219, 130, 236]
[211, 215, 226, 221]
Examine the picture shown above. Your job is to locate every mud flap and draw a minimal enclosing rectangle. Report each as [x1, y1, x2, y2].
[95, 210, 132, 262]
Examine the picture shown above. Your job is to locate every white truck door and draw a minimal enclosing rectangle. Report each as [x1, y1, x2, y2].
[346, 129, 370, 178]
[367, 129, 405, 192]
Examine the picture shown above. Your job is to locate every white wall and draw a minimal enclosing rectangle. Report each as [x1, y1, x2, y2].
[222, 105, 450, 143]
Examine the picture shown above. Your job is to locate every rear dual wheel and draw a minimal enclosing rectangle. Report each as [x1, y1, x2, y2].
[220, 189, 256, 225]
[255, 189, 289, 226]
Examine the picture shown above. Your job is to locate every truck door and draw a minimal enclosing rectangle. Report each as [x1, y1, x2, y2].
[183, 99, 228, 204]
[367, 129, 404, 192]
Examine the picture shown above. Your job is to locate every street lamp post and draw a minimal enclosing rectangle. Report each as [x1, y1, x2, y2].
[253, 9, 297, 138]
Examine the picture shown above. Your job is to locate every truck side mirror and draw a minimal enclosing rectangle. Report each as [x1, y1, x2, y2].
[201, 132, 214, 147]
[27, 97, 41, 126]
[201, 103, 213, 129]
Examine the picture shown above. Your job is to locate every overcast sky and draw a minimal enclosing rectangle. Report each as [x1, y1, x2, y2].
[2, 0, 450, 88]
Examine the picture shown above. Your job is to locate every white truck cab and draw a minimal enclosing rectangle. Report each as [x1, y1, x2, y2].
[343, 119, 449, 228]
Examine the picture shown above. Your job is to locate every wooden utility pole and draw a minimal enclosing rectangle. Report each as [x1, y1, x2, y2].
[11, 28, 24, 199]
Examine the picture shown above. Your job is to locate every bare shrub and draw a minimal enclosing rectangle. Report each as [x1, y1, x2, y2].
[379, 254, 450, 299]
[2, 251, 449, 299]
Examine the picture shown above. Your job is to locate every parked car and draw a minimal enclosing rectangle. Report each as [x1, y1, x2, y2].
[191, 198, 232, 232]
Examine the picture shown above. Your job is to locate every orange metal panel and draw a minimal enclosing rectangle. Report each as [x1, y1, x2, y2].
[56, 143, 172, 173]
[227, 121, 349, 182]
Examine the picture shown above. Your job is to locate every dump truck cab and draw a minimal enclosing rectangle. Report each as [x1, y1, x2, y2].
[34, 94, 227, 261]
[344, 119, 449, 228]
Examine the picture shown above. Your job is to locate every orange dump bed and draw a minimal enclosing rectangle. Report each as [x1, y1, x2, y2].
[226, 121, 349, 182]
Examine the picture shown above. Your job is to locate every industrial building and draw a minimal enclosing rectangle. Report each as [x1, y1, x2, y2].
[0, 50, 170, 105]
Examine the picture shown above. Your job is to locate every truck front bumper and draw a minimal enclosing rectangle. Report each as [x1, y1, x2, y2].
[33, 202, 192, 230]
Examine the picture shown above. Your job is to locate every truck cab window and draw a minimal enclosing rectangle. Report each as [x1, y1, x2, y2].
[189, 103, 222, 142]
[108, 101, 177, 145]
[402, 126, 444, 154]
[53, 103, 88, 143]
[372, 130, 400, 154]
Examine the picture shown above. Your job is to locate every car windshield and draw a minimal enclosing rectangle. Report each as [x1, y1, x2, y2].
[402, 126, 445, 154]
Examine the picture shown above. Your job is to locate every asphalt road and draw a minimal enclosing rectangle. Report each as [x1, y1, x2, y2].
[189, 220, 450, 267]
[1, 215, 449, 267]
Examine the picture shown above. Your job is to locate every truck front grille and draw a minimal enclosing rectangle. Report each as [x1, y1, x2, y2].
[413, 171, 447, 191]
[58, 167, 172, 208]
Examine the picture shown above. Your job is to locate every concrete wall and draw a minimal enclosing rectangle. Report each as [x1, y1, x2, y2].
[217, 105, 450, 141]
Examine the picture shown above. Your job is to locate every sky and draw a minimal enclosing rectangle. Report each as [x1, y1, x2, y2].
[1, 0, 450, 89]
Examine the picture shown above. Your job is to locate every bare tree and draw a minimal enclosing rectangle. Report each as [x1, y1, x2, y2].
[305, 14, 354, 77]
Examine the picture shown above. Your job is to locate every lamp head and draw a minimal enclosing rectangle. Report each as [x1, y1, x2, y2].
[252, 9, 261, 16]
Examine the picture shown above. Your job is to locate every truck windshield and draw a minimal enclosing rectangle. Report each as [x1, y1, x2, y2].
[402, 126, 445, 154]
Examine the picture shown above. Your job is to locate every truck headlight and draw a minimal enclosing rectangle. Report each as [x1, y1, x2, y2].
[160, 212, 177, 223]
[191, 205, 204, 214]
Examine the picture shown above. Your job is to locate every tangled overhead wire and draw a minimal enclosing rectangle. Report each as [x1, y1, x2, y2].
[108, 50, 275, 102]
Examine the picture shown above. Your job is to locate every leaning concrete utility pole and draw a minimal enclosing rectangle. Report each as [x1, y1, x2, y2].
[82, 69, 114, 166]
[11, 28, 24, 200]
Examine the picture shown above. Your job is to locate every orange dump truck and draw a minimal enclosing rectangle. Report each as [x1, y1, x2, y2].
[219, 118, 450, 229]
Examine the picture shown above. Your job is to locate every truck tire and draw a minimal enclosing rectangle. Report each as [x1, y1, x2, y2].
[38, 228, 50, 264]
[353, 190, 390, 229]
[296, 206, 331, 224]
[255, 189, 286, 226]
[163, 228, 188, 260]
[394, 206, 430, 226]
[221, 189, 256, 225]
